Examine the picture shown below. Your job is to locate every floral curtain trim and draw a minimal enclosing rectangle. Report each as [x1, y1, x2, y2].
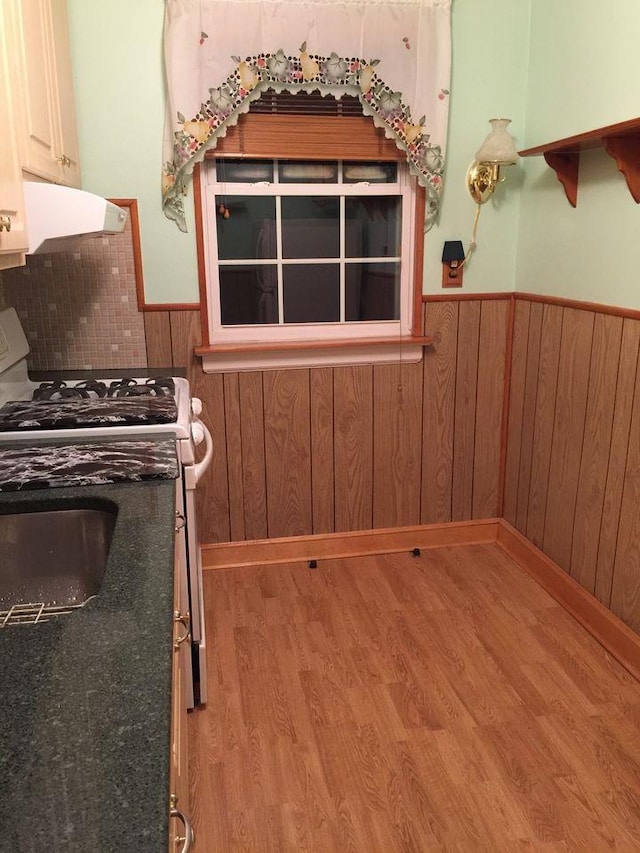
[163, 47, 447, 233]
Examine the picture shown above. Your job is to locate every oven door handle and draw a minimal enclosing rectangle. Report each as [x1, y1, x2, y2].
[192, 417, 213, 485]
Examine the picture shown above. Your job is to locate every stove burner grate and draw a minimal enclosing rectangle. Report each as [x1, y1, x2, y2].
[33, 381, 89, 401]
[32, 376, 176, 401]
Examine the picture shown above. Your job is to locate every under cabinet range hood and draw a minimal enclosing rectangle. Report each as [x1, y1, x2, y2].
[23, 182, 128, 255]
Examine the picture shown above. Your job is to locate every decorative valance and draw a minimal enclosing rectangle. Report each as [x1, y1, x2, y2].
[162, 0, 452, 232]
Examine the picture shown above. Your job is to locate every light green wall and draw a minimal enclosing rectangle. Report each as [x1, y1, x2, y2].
[423, 0, 530, 295]
[515, 0, 640, 309]
[67, 0, 198, 305]
[67, 0, 530, 305]
[525, 0, 640, 146]
[67, 0, 640, 309]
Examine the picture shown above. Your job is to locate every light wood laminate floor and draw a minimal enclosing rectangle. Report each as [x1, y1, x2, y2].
[189, 544, 640, 851]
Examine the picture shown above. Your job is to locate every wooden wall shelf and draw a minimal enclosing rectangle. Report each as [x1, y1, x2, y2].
[518, 117, 640, 207]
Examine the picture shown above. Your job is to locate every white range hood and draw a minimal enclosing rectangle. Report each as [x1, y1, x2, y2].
[23, 182, 128, 254]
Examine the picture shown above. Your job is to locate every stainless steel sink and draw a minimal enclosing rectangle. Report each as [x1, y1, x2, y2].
[0, 500, 118, 627]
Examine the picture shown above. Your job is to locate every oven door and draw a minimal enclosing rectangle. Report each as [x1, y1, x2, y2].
[174, 475, 195, 709]
[184, 485, 207, 706]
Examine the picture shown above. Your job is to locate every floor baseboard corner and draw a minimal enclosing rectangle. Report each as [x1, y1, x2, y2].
[496, 520, 640, 682]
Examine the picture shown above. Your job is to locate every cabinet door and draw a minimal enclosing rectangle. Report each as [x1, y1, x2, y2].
[48, 0, 80, 186]
[169, 619, 191, 852]
[13, 0, 80, 187]
[14, 0, 60, 183]
[170, 493, 193, 852]
[0, 0, 28, 267]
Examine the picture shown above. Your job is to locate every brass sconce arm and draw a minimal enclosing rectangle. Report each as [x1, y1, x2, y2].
[452, 119, 519, 273]
[466, 161, 503, 204]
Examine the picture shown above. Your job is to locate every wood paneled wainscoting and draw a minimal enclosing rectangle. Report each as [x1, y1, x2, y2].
[504, 295, 640, 636]
[144, 291, 640, 642]
[143, 297, 511, 545]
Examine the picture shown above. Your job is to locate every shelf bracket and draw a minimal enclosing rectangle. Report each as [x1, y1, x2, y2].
[603, 135, 640, 203]
[520, 119, 640, 207]
[543, 151, 579, 207]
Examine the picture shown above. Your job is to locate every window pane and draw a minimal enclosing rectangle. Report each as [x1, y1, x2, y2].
[345, 197, 401, 258]
[281, 197, 340, 258]
[219, 265, 278, 325]
[345, 263, 400, 321]
[283, 264, 340, 323]
[216, 196, 276, 260]
[343, 162, 397, 183]
[216, 159, 274, 183]
[279, 161, 338, 183]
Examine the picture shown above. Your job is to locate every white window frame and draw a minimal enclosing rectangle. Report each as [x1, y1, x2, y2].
[197, 158, 422, 372]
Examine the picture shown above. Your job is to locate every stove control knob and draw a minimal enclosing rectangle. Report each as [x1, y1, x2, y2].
[191, 420, 206, 445]
[191, 397, 203, 416]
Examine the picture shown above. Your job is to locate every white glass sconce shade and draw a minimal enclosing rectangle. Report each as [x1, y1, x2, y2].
[474, 118, 519, 165]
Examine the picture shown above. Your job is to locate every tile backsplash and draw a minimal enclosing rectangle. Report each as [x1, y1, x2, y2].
[0, 212, 147, 371]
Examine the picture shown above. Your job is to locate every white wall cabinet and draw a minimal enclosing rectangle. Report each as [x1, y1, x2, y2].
[0, 0, 81, 270]
[13, 0, 81, 188]
[0, 0, 28, 269]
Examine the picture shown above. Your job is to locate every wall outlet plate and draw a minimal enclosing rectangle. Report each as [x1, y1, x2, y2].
[442, 260, 464, 288]
[441, 240, 465, 288]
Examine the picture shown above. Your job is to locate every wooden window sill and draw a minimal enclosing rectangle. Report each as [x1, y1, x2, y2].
[195, 336, 433, 373]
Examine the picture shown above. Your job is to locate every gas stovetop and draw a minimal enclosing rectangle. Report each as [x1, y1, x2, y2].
[0, 307, 193, 443]
[31, 377, 176, 401]
[0, 375, 180, 432]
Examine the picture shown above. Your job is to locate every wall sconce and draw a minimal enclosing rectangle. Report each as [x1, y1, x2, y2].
[454, 118, 519, 274]
[466, 118, 519, 204]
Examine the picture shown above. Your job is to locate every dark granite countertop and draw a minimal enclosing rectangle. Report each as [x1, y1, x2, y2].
[0, 477, 177, 851]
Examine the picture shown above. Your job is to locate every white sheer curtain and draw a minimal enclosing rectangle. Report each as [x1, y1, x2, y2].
[163, 0, 451, 231]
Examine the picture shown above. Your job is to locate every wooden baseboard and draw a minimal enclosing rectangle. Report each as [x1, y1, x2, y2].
[201, 517, 640, 683]
[497, 520, 640, 682]
[201, 519, 499, 570]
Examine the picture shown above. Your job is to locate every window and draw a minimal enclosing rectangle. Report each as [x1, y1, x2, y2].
[203, 157, 414, 335]
[194, 100, 427, 372]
